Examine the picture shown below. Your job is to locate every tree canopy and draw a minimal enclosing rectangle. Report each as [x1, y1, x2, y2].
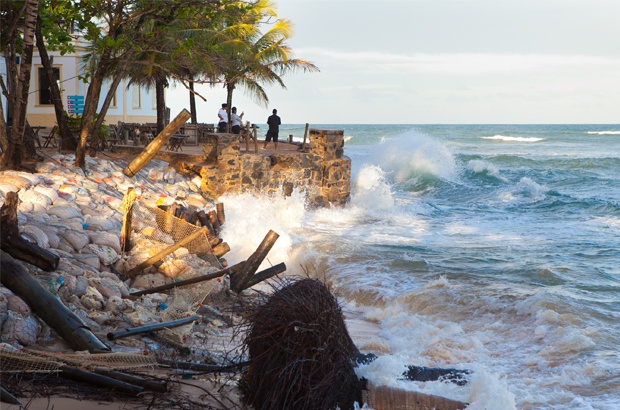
[0, 0, 319, 170]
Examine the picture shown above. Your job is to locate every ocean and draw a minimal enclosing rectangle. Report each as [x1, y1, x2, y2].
[220, 124, 620, 409]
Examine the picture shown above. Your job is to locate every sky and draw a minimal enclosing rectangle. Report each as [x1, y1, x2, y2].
[166, 0, 620, 125]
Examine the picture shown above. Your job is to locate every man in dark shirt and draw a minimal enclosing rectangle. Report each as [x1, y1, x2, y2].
[263, 109, 281, 150]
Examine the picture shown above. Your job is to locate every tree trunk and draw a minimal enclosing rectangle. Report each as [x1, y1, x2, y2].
[226, 82, 234, 133]
[91, 72, 123, 148]
[0, 74, 11, 153]
[189, 80, 197, 124]
[156, 78, 167, 134]
[75, 49, 110, 169]
[35, 19, 75, 151]
[1, 0, 38, 170]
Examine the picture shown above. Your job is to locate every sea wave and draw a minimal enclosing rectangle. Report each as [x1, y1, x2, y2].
[481, 135, 544, 142]
[586, 131, 620, 135]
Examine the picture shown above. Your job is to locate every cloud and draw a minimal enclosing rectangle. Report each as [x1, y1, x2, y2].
[298, 48, 620, 74]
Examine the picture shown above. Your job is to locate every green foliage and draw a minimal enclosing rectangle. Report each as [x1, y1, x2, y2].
[59, 113, 108, 138]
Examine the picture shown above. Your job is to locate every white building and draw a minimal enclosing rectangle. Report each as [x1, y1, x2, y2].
[1, 45, 157, 127]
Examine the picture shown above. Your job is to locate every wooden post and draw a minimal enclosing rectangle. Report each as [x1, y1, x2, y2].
[196, 210, 217, 239]
[301, 123, 309, 152]
[123, 109, 191, 177]
[129, 262, 244, 297]
[107, 316, 198, 341]
[242, 262, 286, 290]
[208, 209, 221, 234]
[123, 227, 207, 279]
[212, 241, 230, 257]
[252, 124, 258, 153]
[230, 230, 279, 293]
[215, 202, 226, 226]
[120, 187, 136, 253]
[0, 251, 110, 353]
[245, 121, 251, 151]
[0, 192, 60, 272]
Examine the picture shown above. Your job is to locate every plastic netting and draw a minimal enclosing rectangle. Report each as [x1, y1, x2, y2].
[131, 201, 212, 255]
[0, 345, 158, 374]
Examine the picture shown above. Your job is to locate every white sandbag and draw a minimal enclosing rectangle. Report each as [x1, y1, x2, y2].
[38, 226, 60, 248]
[18, 201, 34, 213]
[83, 243, 119, 266]
[88, 277, 122, 299]
[59, 229, 90, 251]
[0, 174, 32, 189]
[0, 182, 18, 196]
[19, 189, 53, 207]
[81, 286, 105, 311]
[84, 215, 117, 231]
[33, 185, 59, 203]
[48, 205, 82, 219]
[3, 171, 41, 186]
[88, 231, 121, 253]
[20, 225, 50, 248]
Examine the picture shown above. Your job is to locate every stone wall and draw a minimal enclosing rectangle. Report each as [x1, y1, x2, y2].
[195, 129, 351, 207]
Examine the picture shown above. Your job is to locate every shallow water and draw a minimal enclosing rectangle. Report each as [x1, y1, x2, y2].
[222, 124, 620, 409]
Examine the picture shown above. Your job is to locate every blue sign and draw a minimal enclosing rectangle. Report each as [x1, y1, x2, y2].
[67, 95, 84, 114]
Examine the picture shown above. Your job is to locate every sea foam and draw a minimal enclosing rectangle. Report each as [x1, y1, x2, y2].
[481, 135, 544, 142]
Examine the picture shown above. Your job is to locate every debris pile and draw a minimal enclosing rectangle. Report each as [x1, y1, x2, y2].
[240, 278, 363, 410]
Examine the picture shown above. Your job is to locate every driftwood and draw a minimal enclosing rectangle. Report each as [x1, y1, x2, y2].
[123, 109, 192, 177]
[212, 241, 230, 257]
[196, 210, 217, 239]
[0, 250, 110, 353]
[129, 262, 244, 297]
[93, 368, 168, 392]
[0, 191, 59, 271]
[59, 365, 144, 396]
[365, 381, 467, 410]
[215, 202, 225, 226]
[107, 315, 198, 341]
[207, 210, 220, 235]
[230, 230, 279, 293]
[123, 227, 207, 279]
[242, 262, 286, 290]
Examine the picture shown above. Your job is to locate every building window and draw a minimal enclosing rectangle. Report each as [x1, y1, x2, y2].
[38, 67, 60, 105]
[132, 85, 141, 109]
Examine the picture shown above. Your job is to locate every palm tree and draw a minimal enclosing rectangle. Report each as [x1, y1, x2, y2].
[219, 8, 319, 123]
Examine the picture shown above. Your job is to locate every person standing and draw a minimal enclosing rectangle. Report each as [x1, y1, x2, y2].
[230, 107, 244, 134]
[263, 109, 281, 150]
[217, 103, 228, 133]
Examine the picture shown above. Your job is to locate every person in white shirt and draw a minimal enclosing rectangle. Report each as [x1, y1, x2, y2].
[217, 103, 228, 133]
[230, 107, 244, 134]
